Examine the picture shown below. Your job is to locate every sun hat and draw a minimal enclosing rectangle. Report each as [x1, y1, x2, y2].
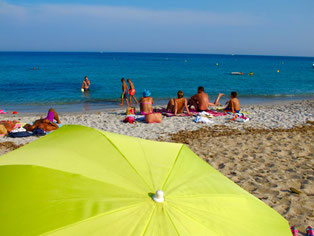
[143, 89, 151, 97]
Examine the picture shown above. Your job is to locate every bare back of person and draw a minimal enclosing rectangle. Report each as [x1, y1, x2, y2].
[231, 97, 240, 111]
[174, 98, 186, 113]
[129, 81, 135, 90]
[139, 96, 153, 115]
[197, 92, 209, 110]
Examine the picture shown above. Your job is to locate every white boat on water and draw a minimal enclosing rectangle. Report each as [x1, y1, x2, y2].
[231, 72, 243, 75]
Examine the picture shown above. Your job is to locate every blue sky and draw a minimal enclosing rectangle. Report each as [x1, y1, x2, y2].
[0, 0, 314, 56]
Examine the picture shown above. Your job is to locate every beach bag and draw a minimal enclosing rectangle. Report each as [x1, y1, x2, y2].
[126, 107, 136, 115]
[145, 113, 162, 123]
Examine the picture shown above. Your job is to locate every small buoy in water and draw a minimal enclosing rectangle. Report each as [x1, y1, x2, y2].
[216, 63, 219, 66]
[249, 72, 253, 76]
[277, 70, 280, 73]
[33, 67, 36, 70]
[81, 88, 84, 92]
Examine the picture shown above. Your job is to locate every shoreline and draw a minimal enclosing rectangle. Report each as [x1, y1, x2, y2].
[1, 100, 313, 146]
[1, 96, 313, 114]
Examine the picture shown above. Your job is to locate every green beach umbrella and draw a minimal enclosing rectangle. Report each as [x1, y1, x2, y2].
[0, 125, 290, 235]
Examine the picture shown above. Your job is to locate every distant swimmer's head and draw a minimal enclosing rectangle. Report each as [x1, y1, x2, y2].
[177, 90, 184, 98]
[143, 89, 151, 98]
[197, 86, 204, 93]
[121, 78, 125, 82]
[231, 91, 238, 98]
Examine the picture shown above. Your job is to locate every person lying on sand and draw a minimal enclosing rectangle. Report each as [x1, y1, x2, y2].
[224, 91, 241, 113]
[139, 89, 154, 115]
[120, 78, 129, 107]
[166, 90, 191, 116]
[24, 108, 61, 132]
[127, 79, 138, 105]
[24, 119, 59, 132]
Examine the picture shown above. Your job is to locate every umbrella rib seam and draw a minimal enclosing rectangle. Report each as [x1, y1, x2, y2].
[161, 145, 184, 190]
[165, 207, 181, 236]
[100, 133, 153, 191]
[168, 204, 220, 235]
[140, 204, 157, 236]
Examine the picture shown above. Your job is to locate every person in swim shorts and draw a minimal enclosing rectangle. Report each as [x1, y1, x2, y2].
[81, 76, 90, 92]
[120, 78, 129, 107]
[224, 91, 241, 113]
[139, 89, 153, 115]
[127, 78, 138, 105]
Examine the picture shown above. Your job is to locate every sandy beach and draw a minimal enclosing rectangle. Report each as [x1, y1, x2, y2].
[1, 99, 313, 233]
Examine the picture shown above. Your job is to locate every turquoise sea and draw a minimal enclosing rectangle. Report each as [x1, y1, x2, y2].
[0, 52, 313, 112]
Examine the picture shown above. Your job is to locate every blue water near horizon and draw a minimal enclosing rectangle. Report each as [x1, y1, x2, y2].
[0, 52, 313, 112]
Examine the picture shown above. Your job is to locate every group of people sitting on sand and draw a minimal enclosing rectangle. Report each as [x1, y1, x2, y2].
[125, 82, 241, 120]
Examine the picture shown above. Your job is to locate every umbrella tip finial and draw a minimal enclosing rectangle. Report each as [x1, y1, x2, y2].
[153, 190, 164, 203]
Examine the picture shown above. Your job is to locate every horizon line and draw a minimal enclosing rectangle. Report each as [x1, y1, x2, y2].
[0, 50, 313, 58]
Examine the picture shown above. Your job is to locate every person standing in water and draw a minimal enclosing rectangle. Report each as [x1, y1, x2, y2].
[120, 78, 129, 107]
[127, 78, 138, 105]
[81, 76, 91, 92]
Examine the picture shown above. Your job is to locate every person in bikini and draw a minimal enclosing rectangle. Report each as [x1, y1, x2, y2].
[166, 90, 191, 116]
[127, 79, 138, 105]
[188, 86, 224, 111]
[24, 108, 61, 132]
[81, 76, 90, 92]
[224, 91, 241, 113]
[139, 89, 153, 115]
[120, 78, 129, 107]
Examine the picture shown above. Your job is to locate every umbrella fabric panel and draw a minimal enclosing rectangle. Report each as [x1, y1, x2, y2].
[0, 165, 148, 236]
[161, 145, 291, 236]
[102, 130, 183, 192]
[167, 197, 291, 236]
[163, 145, 249, 197]
[44, 202, 155, 236]
[0, 125, 151, 194]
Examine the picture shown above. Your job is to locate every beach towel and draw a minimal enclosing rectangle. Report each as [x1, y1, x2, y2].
[32, 128, 46, 136]
[10, 127, 27, 133]
[153, 108, 191, 117]
[232, 114, 250, 123]
[8, 131, 32, 138]
[290, 226, 298, 236]
[123, 116, 135, 124]
[189, 108, 226, 117]
[306, 226, 314, 236]
[194, 116, 213, 124]
[0, 110, 8, 114]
